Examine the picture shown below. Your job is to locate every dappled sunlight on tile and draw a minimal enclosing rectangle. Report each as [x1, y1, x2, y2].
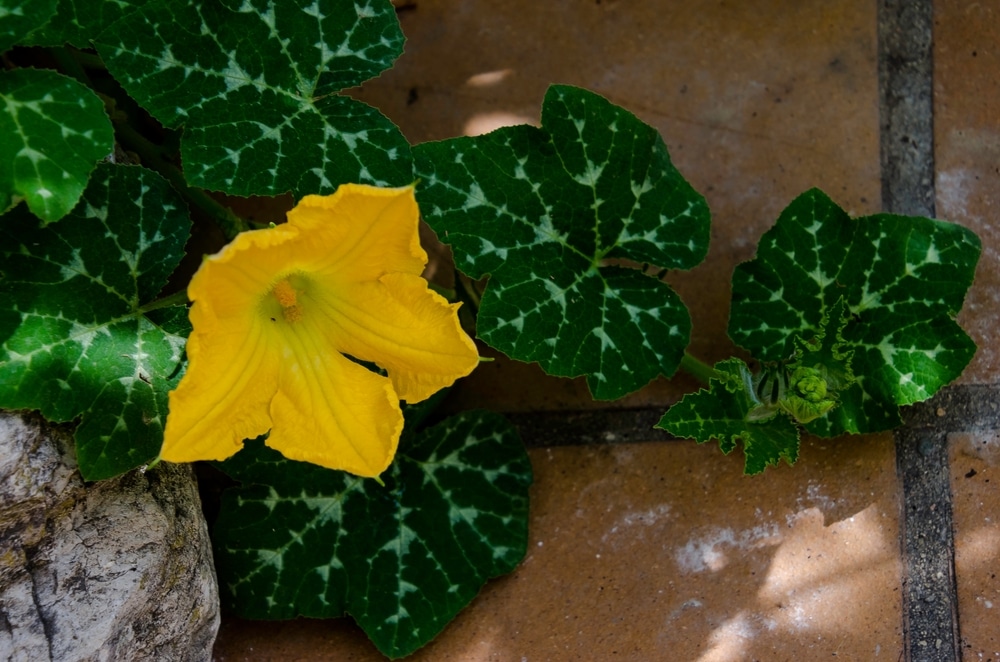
[463, 112, 537, 136]
[956, 526, 1000, 570]
[466, 69, 514, 87]
[758, 504, 899, 636]
[670, 498, 900, 661]
[697, 612, 756, 662]
[431, 623, 505, 661]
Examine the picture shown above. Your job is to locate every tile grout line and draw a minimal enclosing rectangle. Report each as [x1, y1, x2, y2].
[878, 0, 964, 660]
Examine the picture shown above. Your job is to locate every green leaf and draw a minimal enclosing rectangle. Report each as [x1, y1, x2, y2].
[0, 163, 191, 480]
[413, 85, 710, 400]
[0, 68, 115, 223]
[212, 410, 532, 659]
[17, 0, 148, 48]
[93, 0, 412, 196]
[729, 188, 980, 434]
[0, 0, 58, 50]
[656, 358, 800, 475]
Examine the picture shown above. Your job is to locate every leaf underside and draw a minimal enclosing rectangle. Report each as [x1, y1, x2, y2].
[0, 163, 191, 480]
[414, 85, 710, 400]
[213, 410, 533, 659]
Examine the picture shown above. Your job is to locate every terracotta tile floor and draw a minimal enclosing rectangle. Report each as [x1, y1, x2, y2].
[212, 1, 999, 659]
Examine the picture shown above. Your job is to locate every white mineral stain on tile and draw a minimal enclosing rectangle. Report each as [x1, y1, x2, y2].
[795, 481, 836, 514]
[674, 523, 780, 573]
[602, 504, 672, 544]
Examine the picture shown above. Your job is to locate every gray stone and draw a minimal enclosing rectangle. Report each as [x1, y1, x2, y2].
[0, 410, 219, 661]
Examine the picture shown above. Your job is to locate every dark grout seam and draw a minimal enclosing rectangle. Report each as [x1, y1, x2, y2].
[879, 0, 936, 218]
[507, 407, 672, 448]
[877, 0, 964, 660]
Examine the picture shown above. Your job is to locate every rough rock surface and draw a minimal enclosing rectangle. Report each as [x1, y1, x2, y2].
[0, 410, 220, 661]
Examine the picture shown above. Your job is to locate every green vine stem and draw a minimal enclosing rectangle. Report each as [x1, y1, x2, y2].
[456, 271, 483, 309]
[679, 352, 719, 386]
[139, 289, 190, 314]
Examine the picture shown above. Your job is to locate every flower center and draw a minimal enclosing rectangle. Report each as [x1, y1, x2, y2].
[272, 279, 303, 323]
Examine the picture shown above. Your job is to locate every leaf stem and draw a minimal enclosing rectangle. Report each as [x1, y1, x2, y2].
[457, 271, 482, 309]
[68, 48, 106, 71]
[680, 352, 719, 385]
[140, 289, 190, 313]
[114, 122, 249, 240]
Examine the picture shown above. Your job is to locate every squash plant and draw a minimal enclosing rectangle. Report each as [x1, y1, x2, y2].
[0, 0, 978, 658]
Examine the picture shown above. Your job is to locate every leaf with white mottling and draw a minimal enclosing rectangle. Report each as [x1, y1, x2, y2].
[212, 410, 532, 659]
[0, 0, 57, 50]
[0, 163, 190, 479]
[0, 68, 114, 223]
[729, 188, 980, 435]
[94, 0, 411, 196]
[18, 0, 149, 48]
[414, 85, 710, 400]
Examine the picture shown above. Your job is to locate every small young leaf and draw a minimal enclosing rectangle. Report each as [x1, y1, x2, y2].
[0, 163, 190, 479]
[729, 188, 980, 434]
[656, 358, 800, 474]
[0, 68, 114, 223]
[93, 0, 412, 196]
[212, 410, 532, 659]
[0, 0, 58, 50]
[414, 85, 710, 400]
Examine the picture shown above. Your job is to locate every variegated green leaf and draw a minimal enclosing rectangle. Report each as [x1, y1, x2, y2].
[0, 0, 58, 50]
[0, 163, 190, 479]
[17, 0, 148, 48]
[414, 85, 710, 400]
[212, 410, 532, 659]
[0, 68, 114, 223]
[729, 188, 979, 435]
[93, 0, 411, 196]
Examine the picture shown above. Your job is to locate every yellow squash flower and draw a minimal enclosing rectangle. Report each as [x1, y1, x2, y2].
[159, 184, 478, 478]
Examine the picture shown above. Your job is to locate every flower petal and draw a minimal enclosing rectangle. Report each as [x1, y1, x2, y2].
[160, 227, 298, 463]
[312, 271, 479, 403]
[288, 184, 427, 282]
[268, 324, 403, 477]
[160, 314, 278, 463]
